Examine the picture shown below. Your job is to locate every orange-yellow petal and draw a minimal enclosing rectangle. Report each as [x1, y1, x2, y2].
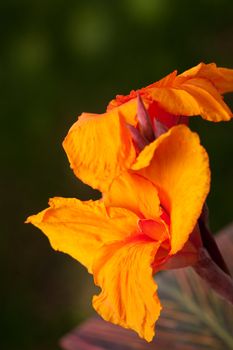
[107, 97, 138, 126]
[107, 63, 233, 122]
[104, 172, 160, 219]
[63, 110, 136, 192]
[92, 236, 161, 341]
[147, 86, 201, 116]
[132, 125, 210, 254]
[147, 80, 232, 121]
[178, 78, 232, 121]
[26, 197, 139, 273]
[131, 131, 169, 171]
[146, 63, 233, 121]
[179, 62, 233, 94]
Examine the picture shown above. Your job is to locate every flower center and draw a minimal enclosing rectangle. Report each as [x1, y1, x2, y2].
[138, 218, 169, 243]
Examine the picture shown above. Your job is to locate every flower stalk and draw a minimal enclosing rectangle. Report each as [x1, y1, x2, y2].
[198, 204, 231, 276]
[194, 248, 233, 305]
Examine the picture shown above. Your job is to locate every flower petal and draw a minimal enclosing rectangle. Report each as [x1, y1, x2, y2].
[147, 87, 201, 116]
[179, 78, 232, 121]
[107, 63, 233, 122]
[147, 63, 233, 121]
[132, 125, 210, 254]
[107, 98, 138, 126]
[26, 197, 139, 273]
[104, 172, 160, 219]
[63, 110, 136, 192]
[131, 131, 169, 171]
[147, 80, 232, 121]
[92, 236, 161, 341]
[180, 62, 233, 94]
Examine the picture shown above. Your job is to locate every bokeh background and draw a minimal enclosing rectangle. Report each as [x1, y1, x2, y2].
[1, 0, 233, 349]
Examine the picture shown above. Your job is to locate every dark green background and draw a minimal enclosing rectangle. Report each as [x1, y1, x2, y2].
[1, 0, 233, 349]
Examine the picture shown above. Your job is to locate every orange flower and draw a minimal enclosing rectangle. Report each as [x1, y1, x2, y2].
[27, 118, 210, 341]
[54, 63, 233, 195]
[107, 62, 233, 128]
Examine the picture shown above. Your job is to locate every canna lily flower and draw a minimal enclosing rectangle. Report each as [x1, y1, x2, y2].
[51, 63, 233, 194]
[27, 116, 210, 340]
[107, 62, 233, 128]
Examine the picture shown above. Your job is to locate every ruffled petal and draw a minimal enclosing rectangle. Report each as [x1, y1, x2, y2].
[92, 236, 161, 341]
[107, 63, 233, 122]
[63, 110, 136, 192]
[104, 172, 160, 219]
[178, 78, 232, 121]
[147, 86, 201, 116]
[147, 79, 232, 121]
[132, 125, 210, 254]
[147, 63, 233, 121]
[179, 62, 233, 94]
[26, 197, 138, 273]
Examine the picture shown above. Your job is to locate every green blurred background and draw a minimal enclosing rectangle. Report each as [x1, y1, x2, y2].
[1, 0, 233, 349]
